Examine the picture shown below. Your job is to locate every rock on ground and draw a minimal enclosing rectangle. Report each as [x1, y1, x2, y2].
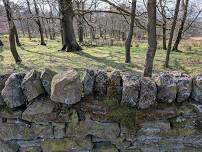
[51, 69, 82, 105]
[21, 70, 45, 101]
[82, 69, 95, 96]
[121, 74, 140, 107]
[155, 72, 177, 103]
[191, 74, 202, 102]
[40, 68, 57, 96]
[1, 73, 27, 108]
[138, 77, 157, 109]
[94, 70, 108, 96]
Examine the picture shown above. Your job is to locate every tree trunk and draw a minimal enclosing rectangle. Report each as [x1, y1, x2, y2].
[37, 20, 46, 45]
[13, 22, 22, 46]
[42, 18, 48, 39]
[32, 0, 46, 45]
[165, 0, 181, 67]
[58, 4, 64, 46]
[76, 1, 84, 43]
[47, 19, 53, 40]
[125, 0, 136, 63]
[160, 0, 167, 50]
[143, 0, 157, 77]
[26, 20, 32, 40]
[173, 0, 189, 51]
[59, 0, 82, 51]
[3, 0, 21, 64]
[20, 19, 25, 36]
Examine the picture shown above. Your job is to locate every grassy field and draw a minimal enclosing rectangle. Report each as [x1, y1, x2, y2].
[0, 36, 201, 76]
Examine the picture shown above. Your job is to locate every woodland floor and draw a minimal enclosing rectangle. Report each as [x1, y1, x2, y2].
[0, 36, 201, 76]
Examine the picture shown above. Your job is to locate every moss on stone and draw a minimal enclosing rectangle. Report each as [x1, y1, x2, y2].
[168, 117, 196, 136]
[103, 98, 138, 130]
[167, 128, 195, 136]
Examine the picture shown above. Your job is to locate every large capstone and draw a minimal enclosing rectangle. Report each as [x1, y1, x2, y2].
[94, 70, 108, 96]
[51, 69, 82, 105]
[121, 74, 140, 107]
[21, 70, 45, 101]
[1, 73, 27, 108]
[172, 71, 192, 102]
[82, 69, 95, 96]
[108, 70, 122, 101]
[191, 74, 202, 102]
[0, 73, 10, 105]
[138, 77, 157, 109]
[155, 72, 177, 103]
[40, 68, 57, 96]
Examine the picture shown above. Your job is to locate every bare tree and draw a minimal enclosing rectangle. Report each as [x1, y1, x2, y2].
[33, 0, 46, 45]
[173, 0, 189, 51]
[125, 0, 136, 63]
[13, 23, 22, 46]
[59, 0, 82, 51]
[3, 0, 21, 64]
[76, 0, 85, 43]
[159, 0, 167, 50]
[144, 0, 157, 77]
[26, 0, 46, 45]
[165, 0, 181, 67]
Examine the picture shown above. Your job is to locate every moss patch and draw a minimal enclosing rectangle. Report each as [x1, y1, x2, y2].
[168, 117, 195, 136]
[102, 98, 138, 130]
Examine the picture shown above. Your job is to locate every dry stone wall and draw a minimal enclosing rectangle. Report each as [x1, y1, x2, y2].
[0, 68, 202, 152]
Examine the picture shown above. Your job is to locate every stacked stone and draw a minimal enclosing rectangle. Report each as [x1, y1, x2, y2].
[0, 68, 201, 151]
[0, 69, 201, 109]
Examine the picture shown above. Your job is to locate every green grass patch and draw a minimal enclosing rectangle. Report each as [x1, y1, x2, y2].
[0, 36, 201, 76]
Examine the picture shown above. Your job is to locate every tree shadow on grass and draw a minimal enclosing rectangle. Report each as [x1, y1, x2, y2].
[180, 49, 202, 56]
[74, 51, 143, 74]
[20, 46, 143, 74]
[20, 46, 70, 60]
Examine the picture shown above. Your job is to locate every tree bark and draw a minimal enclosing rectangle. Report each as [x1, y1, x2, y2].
[19, 19, 25, 37]
[3, 0, 21, 64]
[59, 0, 82, 51]
[26, 0, 46, 45]
[165, 0, 181, 67]
[173, 0, 189, 51]
[143, 0, 157, 77]
[76, 1, 84, 43]
[26, 20, 32, 40]
[33, 0, 46, 45]
[125, 0, 136, 63]
[159, 0, 167, 50]
[13, 22, 22, 46]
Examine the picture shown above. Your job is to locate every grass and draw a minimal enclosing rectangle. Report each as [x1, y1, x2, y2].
[0, 36, 201, 76]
